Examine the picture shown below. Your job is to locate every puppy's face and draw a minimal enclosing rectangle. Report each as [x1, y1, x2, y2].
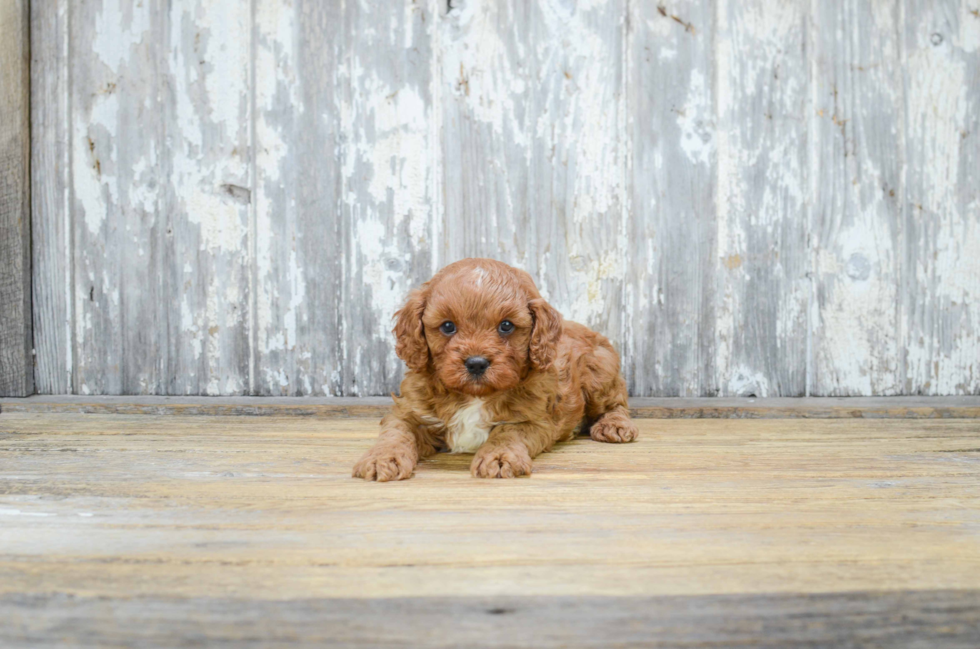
[393, 260, 562, 397]
[422, 276, 533, 396]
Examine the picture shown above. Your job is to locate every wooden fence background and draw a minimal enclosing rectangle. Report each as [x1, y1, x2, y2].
[21, 0, 980, 397]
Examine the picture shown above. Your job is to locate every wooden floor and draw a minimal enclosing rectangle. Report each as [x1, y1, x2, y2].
[1, 411, 979, 647]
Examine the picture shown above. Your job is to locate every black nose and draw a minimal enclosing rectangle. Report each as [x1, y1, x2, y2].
[464, 356, 490, 376]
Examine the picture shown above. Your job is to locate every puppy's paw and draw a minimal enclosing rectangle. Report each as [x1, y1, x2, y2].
[590, 412, 639, 443]
[352, 446, 416, 482]
[471, 444, 532, 479]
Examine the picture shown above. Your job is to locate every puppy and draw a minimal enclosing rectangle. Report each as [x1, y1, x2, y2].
[352, 258, 637, 481]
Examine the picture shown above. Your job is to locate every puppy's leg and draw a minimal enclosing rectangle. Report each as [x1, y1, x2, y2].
[583, 342, 639, 444]
[471, 424, 554, 479]
[352, 414, 428, 482]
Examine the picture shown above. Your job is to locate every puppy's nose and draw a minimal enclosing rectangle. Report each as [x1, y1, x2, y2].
[464, 356, 490, 376]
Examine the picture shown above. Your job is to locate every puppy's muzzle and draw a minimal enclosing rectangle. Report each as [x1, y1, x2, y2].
[464, 356, 490, 377]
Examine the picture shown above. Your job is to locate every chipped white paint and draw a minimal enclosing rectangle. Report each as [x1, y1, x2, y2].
[568, 249, 626, 326]
[678, 69, 715, 166]
[447, 398, 492, 454]
[30, 0, 980, 397]
[91, 2, 150, 73]
[440, 1, 527, 142]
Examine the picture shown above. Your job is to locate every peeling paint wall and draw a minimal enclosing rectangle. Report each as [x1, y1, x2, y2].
[31, 0, 980, 396]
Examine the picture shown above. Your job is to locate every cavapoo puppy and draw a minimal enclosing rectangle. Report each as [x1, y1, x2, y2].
[353, 258, 637, 481]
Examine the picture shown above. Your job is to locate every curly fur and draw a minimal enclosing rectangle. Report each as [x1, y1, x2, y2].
[353, 258, 638, 481]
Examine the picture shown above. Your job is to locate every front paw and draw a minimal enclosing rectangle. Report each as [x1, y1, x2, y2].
[471, 444, 532, 479]
[590, 413, 639, 443]
[352, 446, 416, 482]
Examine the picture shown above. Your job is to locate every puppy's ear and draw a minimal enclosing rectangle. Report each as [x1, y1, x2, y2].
[393, 288, 429, 372]
[528, 298, 563, 370]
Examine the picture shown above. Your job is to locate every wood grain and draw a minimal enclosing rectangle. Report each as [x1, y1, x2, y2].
[30, 0, 72, 395]
[0, 413, 978, 645]
[0, 0, 33, 397]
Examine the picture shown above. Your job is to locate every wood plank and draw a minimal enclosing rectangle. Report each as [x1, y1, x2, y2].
[30, 0, 72, 395]
[440, 0, 627, 348]
[69, 0, 162, 393]
[0, 0, 33, 397]
[903, 0, 980, 395]
[164, 0, 252, 395]
[809, 0, 905, 395]
[522, 0, 628, 347]
[3, 591, 979, 648]
[710, 0, 809, 397]
[439, 0, 527, 263]
[627, 0, 715, 396]
[69, 0, 251, 395]
[341, 0, 438, 396]
[3, 395, 980, 418]
[252, 0, 345, 395]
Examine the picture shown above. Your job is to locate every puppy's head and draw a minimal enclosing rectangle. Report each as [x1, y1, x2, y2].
[393, 259, 562, 396]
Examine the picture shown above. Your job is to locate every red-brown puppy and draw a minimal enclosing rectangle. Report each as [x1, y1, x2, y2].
[353, 258, 637, 481]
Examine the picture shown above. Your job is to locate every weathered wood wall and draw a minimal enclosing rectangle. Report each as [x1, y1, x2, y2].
[0, 0, 33, 397]
[29, 0, 980, 397]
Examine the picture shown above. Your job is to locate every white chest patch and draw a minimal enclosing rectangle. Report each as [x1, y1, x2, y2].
[447, 398, 492, 454]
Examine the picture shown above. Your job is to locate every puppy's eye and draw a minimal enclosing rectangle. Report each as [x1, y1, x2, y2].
[439, 321, 456, 335]
[498, 320, 515, 335]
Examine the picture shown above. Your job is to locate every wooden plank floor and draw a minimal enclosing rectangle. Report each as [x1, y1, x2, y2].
[1, 412, 979, 647]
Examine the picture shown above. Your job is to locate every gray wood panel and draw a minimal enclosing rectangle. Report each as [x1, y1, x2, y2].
[252, 0, 346, 396]
[710, 0, 809, 397]
[164, 0, 253, 395]
[627, 0, 715, 396]
[0, 0, 33, 397]
[903, 0, 980, 395]
[26, 0, 980, 397]
[30, 0, 72, 395]
[809, 0, 905, 395]
[440, 0, 528, 266]
[523, 0, 628, 348]
[441, 0, 627, 342]
[69, 0, 251, 395]
[341, 0, 439, 396]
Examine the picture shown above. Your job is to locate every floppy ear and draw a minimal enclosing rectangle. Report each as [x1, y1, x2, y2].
[393, 288, 429, 372]
[528, 298, 563, 370]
